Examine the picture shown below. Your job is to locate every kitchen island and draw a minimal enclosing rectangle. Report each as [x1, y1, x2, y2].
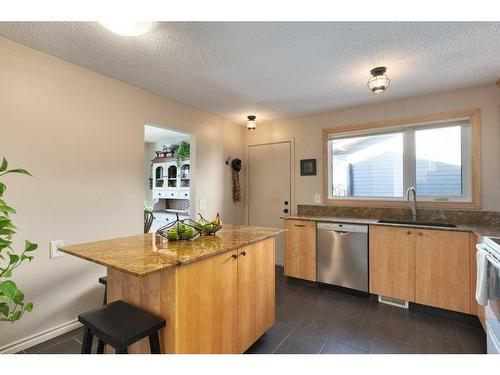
[60, 224, 285, 354]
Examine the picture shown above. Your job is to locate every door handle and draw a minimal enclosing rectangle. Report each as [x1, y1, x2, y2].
[284, 201, 289, 205]
[283, 208, 289, 214]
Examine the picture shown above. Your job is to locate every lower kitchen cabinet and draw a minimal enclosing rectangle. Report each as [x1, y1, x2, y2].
[284, 219, 317, 281]
[237, 238, 275, 352]
[177, 248, 239, 353]
[176, 237, 276, 353]
[369, 225, 415, 301]
[415, 229, 470, 313]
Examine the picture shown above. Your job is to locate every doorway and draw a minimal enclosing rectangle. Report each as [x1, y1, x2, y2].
[144, 124, 194, 232]
[248, 141, 292, 265]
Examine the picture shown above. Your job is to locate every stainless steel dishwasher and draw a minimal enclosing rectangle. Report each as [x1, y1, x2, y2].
[317, 222, 368, 292]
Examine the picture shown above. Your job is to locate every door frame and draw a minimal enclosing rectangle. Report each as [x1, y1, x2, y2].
[246, 139, 295, 225]
[144, 122, 196, 219]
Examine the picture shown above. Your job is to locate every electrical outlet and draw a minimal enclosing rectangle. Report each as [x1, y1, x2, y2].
[314, 193, 321, 204]
[50, 240, 64, 258]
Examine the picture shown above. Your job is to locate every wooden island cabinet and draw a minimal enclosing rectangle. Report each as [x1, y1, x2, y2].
[61, 225, 284, 354]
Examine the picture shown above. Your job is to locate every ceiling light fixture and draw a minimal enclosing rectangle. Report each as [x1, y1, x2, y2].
[246, 115, 257, 131]
[367, 67, 390, 94]
[99, 21, 156, 37]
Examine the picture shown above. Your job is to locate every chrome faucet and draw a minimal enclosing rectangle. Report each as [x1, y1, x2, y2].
[405, 187, 417, 221]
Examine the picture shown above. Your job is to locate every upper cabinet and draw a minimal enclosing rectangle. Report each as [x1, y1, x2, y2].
[152, 159, 190, 199]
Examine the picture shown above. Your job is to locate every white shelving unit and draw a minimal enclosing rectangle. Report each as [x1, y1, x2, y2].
[152, 159, 190, 200]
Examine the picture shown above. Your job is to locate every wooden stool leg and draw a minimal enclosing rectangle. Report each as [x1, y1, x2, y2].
[97, 339, 105, 354]
[149, 332, 161, 354]
[116, 347, 128, 354]
[81, 327, 93, 354]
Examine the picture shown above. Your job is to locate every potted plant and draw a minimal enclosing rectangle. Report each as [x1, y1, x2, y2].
[176, 141, 190, 167]
[0, 157, 37, 322]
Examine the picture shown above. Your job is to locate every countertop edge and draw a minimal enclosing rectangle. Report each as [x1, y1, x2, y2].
[281, 216, 499, 238]
[60, 230, 285, 278]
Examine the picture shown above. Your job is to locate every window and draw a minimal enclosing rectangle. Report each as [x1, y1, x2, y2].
[324, 110, 480, 208]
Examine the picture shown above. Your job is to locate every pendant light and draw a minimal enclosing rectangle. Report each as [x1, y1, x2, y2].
[367, 67, 390, 94]
[246, 115, 257, 130]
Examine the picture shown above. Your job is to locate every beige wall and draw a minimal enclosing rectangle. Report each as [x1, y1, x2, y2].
[0, 37, 245, 348]
[246, 85, 500, 214]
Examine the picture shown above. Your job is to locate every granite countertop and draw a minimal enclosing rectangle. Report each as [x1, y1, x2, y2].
[282, 215, 500, 238]
[60, 225, 285, 277]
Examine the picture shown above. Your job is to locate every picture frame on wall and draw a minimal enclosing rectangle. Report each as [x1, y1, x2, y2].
[300, 159, 316, 176]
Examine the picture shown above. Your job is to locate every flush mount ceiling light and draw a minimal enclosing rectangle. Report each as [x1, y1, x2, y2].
[99, 21, 156, 37]
[367, 66, 390, 94]
[246, 115, 257, 131]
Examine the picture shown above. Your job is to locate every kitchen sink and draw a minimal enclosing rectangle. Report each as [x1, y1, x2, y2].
[377, 219, 457, 228]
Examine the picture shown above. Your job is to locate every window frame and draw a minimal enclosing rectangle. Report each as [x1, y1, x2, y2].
[322, 109, 481, 209]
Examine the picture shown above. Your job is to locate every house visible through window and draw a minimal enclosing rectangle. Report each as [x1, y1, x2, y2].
[327, 117, 473, 203]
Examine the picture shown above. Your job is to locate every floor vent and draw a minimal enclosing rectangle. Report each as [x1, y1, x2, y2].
[378, 295, 409, 309]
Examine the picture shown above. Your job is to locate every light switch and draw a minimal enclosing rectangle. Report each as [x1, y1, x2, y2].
[314, 193, 321, 204]
[50, 240, 64, 258]
[199, 198, 207, 210]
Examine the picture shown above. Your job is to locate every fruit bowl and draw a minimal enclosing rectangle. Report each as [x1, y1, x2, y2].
[157, 214, 200, 241]
[184, 213, 222, 236]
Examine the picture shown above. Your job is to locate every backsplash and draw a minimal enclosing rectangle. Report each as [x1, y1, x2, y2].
[297, 205, 500, 226]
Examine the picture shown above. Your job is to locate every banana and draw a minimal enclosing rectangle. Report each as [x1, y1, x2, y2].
[211, 213, 222, 226]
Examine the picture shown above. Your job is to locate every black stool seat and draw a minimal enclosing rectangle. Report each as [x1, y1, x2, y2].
[78, 300, 165, 354]
[98, 276, 107, 285]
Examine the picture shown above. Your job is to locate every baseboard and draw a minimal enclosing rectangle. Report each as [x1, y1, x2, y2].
[0, 319, 83, 354]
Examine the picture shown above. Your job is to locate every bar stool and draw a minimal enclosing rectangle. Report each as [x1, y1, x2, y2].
[99, 276, 107, 305]
[78, 300, 166, 354]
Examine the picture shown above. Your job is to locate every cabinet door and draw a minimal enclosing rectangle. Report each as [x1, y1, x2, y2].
[177, 250, 238, 353]
[369, 225, 415, 301]
[284, 220, 316, 281]
[415, 229, 470, 313]
[237, 238, 275, 353]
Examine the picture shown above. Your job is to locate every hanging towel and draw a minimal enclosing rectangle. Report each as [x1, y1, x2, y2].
[231, 158, 242, 202]
[476, 246, 489, 306]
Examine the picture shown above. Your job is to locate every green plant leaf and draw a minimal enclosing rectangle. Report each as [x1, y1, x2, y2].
[1, 168, 32, 176]
[24, 240, 38, 252]
[0, 182, 5, 195]
[8, 253, 19, 265]
[0, 302, 8, 317]
[1, 269, 12, 277]
[13, 290, 24, 304]
[25, 302, 33, 312]
[0, 237, 12, 249]
[0, 280, 17, 300]
[9, 310, 21, 322]
[0, 205, 16, 215]
[0, 158, 7, 172]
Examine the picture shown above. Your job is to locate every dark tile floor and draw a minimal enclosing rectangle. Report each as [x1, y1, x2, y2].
[19, 266, 486, 354]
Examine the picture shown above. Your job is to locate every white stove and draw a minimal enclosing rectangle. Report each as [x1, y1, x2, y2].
[477, 236, 500, 354]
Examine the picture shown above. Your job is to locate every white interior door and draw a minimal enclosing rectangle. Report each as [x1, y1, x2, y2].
[248, 141, 291, 266]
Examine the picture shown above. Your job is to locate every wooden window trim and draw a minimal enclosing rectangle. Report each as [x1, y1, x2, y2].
[322, 108, 481, 209]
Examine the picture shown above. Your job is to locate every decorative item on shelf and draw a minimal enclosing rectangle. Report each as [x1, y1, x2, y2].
[163, 144, 179, 158]
[231, 158, 242, 202]
[367, 66, 390, 94]
[176, 141, 190, 167]
[183, 213, 222, 236]
[300, 159, 317, 176]
[246, 115, 257, 130]
[157, 213, 200, 241]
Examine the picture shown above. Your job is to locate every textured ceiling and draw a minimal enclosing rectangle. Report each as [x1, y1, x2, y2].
[1, 22, 499, 123]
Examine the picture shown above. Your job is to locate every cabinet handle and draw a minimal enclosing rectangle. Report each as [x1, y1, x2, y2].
[294, 224, 305, 227]
[240, 251, 246, 256]
[407, 231, 411, 235]
[231, 254, 238, 260]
